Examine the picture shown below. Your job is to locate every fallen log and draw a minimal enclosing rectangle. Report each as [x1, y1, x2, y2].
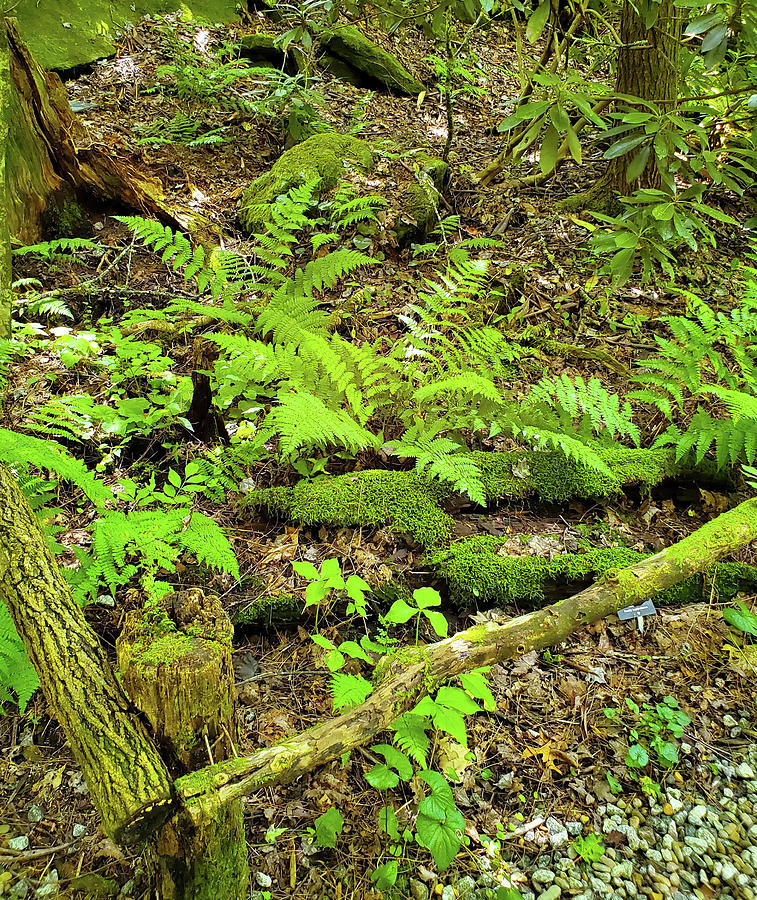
[176, 496, 757, 824]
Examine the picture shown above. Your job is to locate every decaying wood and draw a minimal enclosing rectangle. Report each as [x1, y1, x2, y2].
[3, 16, 209, 243]
[176, 497, 757, 824]
[0, 22, 11, 337]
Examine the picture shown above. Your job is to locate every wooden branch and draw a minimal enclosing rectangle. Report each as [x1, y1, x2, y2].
[177, 497, 757, 823]
[0, 22, 11, 338]
[0, 466, 176, 845]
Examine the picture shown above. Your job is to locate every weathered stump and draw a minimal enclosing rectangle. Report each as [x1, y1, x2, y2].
[117, 589, 248, 900]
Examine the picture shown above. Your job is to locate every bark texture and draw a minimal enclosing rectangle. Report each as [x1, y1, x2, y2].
[604, 0, 682, 192]
[0, 23, 11, 337]
[177, 497, 757, 824]
[0, 465, 176, 844]
[3, 17, 207, 243]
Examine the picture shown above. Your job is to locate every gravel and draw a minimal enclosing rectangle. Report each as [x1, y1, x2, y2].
[442, 742, 757, 900]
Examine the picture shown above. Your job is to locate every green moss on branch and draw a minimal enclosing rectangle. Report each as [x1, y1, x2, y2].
[429, 537, 757, 608]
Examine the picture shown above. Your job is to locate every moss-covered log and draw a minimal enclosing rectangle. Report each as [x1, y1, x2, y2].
[243, 447, 726, 548]
[0, 465, 176, 844]
[429, 538, 757, 607]
[4, 17, 205, 243]
[318, 26, 424, 94]
[177, 497, 757, 823]
[118, 589, 248, 900]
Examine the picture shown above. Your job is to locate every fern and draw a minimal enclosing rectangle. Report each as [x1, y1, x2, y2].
[180, 512, 240, 581]
[266, 392, 380, 459]
[13, 238, 99, 260]
[0, 429, 110, 506]
[0, 601, 39, 714]
[390, 432, 486, 505]
[392, 712, 431, 768]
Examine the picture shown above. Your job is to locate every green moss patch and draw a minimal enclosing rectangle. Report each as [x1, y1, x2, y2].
[242, 448, 723, 548]
[239, 132, 374, 232]
[232, 593, 303, 627]
[429, 537, 757, 608]
[13, 1, 240, 72]
[319, 25, 423, 95]
[243, 469, 453, 548]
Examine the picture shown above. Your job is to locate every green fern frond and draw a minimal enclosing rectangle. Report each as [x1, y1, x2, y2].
[180, 512, 240, 580]
[266, 392, 379, 458]
[392, 712, 430, 768]
[0, 429, 110, 506]
[0, 601, 39, 714]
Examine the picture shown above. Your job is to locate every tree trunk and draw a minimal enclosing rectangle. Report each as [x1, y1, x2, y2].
[603, 0, 682, 193]
[177, 496, 757, 822]
[3, 16, 208, 244]
[0, 22, 11, 338]
[0, 465, 176, 844]
[117, 590, 248, 900]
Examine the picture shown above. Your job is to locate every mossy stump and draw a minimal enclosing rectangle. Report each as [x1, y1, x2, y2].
[117, 589, 248, 900]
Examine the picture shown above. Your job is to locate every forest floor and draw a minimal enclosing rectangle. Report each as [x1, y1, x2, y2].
[1, 8, 757, 900]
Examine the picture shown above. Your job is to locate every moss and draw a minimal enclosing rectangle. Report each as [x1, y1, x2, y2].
[474, 446, 725, 505]
[13, 0, 240, 72]
[232, 593, 303, 627]
[132, 629, 197, 668]
[239, 132, 374, 232]
[319, 25, 424, 95]
[243, 449, 730, 549]
[239, 33, 308, 74]
[429, 537, 757, 608]
[394, 181, 442, 246]
[242, 469, 453, 548]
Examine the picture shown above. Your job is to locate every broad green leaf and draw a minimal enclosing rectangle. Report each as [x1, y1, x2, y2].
[565, 125, 582, 163]
[539, 124, 560, 175]
[413, 587, 441, 609]
[415, 810, 465, 870]
[625, 145, 651, 181]
[418, 770, 457, 819]
[436, 686, 482, 715]
[604, 134, 647, 159]
[338, 640, 372, 663]
[365, 764, 400, 790]
[377, 805, 399, 839]
[292, 560, 320, 580]
[701, 23, 727, 52]
[652, 202, 675, 221]
[385, 598, 417, 624]
[723, 602, 757, 636]
[432, 706, 468, 745]
[372, 744, 414, 780]
[550, 103, 571, 132]
[626, 743, 649, 768]
[655, 741, 679, 768]
[610, 248, 635, 286]
[526, 0, 551, 42]
[370, 860, 398, 890]
[314, 807, 344, 848]
[424, 610, 449, 637]
[459, 671, 497, 711]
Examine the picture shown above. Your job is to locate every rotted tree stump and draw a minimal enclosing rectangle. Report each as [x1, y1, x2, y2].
[117, 589, 248, 900]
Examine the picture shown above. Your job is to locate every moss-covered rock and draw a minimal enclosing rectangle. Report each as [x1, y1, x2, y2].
[13, 0, 240, 72]
[239, 132, 374, 232]
[319, 25, 424, 95]
[242, 448, 725, 548]
[429, 537, 757, 608]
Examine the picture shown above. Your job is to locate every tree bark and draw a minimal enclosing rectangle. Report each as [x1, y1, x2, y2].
[3, 16, 208, 244]
[0, 465, 176, 845]
[0, 22, 11, 338]
[177, 496, 757, 824]
[603, 0, 682, 193]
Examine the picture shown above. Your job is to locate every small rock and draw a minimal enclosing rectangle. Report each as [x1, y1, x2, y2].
[736, 762, 756, 779]
[723, 714, 738, 728]
[441, 886, 456, 900]
[409, 879, 428, 900]
[720, 862, 739, 883]
[72, 823, 87, 838]
[9, 835, 30, 851]
[536, 887, 561, 900]
[453, 876, 476, 899]
[255, 872, 272, 888]
[26, 805, 43, 823]
[532, 869, 556, 886]
[566, 821, 583, 836]
[688, 805, 708, 827]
